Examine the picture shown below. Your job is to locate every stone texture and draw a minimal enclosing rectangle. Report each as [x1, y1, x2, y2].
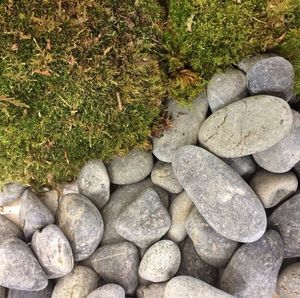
[51, 266, 98, 298]
[38, 190, 59, 216]
[7, 282, 54, 298]
[207, 69, 248, 112]
[0, 198, 22, 228]
[220, 230, 284, 297]
[0, 287, 5, 298]
[250, 169, 298, 208]
[57, 180, 79, 197]
[31, 224, 74, 279]
[107, 149, 153, 185]
[0, 183, 27, 206]
[90, 241, 139, 294]
[116, 188, 171, 248]
[56, 193, 103, 261]
[172, 145, 266, 242]
[253, 110, 300, 173]
[237, 53, 278, 73]
[87, 284, 125, 298]
[137, 283, 166, 298]
[199, 95, 293, 158]
[0, 238, 48, 291]
[277, 262, 300, 298]
[153, 94, 208, 162]
[0, 214, 23, 241]
[78, 159, 110, 209]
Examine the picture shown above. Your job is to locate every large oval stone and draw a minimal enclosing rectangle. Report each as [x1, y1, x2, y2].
[198, 95, 293, 158]
[172, 145, 266, 242]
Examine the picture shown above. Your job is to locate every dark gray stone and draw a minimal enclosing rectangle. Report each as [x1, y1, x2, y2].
[56, 193, 103, 261]
[199, 95, 293, 158]
[277, 262, 300, 298]
[0, 286, 5, 298]
[237, 53, 278, 73]
[220, 230, 283, 297]
[0, 215, 23, 241]
[172, 145, 266, 242]
[87, 284, 125, 298]
[7, 281, 54, 298]
[0, 183, 27, 206]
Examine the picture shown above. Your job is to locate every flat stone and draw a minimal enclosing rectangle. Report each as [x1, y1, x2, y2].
[151, 161, 183, 194]
[277, 262, 300, 298]
[51, 266, 98, 298]
[0, 215, 23, 241]
[38, 190, 59, 216]
[220, 230, 283, 297]
[153, 94, 208, 162]
[250, 169, 298, 208]
[172, 145, 266, 242]
[116, 188, 171, 248]
[56, 193, 103, 261]
[90, 241, 139, 294]
[137, 283, 166, 298]
[237, 53, 278, 73]
[253, 110, 300, 173]
[207, 69, 248, 112]
[107, 149, 153, 185]
[199, 95, 293, 158]
[78, 159, 110, 209]
[164, 276, 234, 298]
[31, 224, 74, 279]
[269, 194, 300, 258]
[247, 56, 294, 100]
[0, 183, 28, 206]
[0, 238, 48, 291]
[7, 282, 54, 298]
[87, 284, 125, 298]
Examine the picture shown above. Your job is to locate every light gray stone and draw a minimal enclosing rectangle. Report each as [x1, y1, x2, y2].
[0, 183, 27, 206]
[78, 159, 110, 209]
[0, 238, 48, 291]
[0, 215, 23, 241]
[172, 145, 266, 242]
[7, 282, 54, 298]
[220, 230, 283, 297]
[116, 188, 171, 248]
[250, 169, 298, 208]
[277, 262, 300, 298]
[237, 53, 278, 73]
[199, 95, 293, 158]
[56, 193, 103, 261]
[153, 94, 208, 162]
[137, 283, 166, 298]
[253, 110, 300, 173]
[38, 190, 59, 216]
[87, 284, 125, 298]
[0, 198, 22, 228]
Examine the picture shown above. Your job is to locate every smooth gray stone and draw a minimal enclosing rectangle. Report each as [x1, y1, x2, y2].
[0, 215, 23, 241]
[0, 286, 5, 298]
[207, 69, 248, 112]
[164, 276, 234, 298]
[87, 284, 125, 298]
[7, 282, 54, 298]
[56, 193, 103, 261]
[178, 237, 218, 286]
[151, 161, 183, 194]
[57, 180, 79, 197]
[20, 190, 54, 241]
[199, 95, 293, 158]
[250, 169, 298, 208]
[247, 56, 294, 100]
[31, 224, 74, 279]
[38, 190, 59, 216]
[153, 94, 208, 162]
[186, 208, 238, 268]
[107, 150, 153, 185]
[172, 145, 266, 242]
[0, 238, 48, 291]
[269, 195, 300, 258]
[237, 53, 278, 73]
[90, 242, 139, 294]
[101, 178, 169, 245]
[51, 266, 98, 298]
[277, 262, 300, 298]
[116, 188, 171, 248]
[78, 159, 110, 209]
[137, 283, 166, 298]
[0, 183, 27, 206]
[253, 110, 300, 173]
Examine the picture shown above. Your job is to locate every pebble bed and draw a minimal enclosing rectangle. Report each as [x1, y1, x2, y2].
[0, 54, 300, 298]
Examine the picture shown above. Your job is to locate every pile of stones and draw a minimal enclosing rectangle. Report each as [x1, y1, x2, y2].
[0, 54, 300, 298]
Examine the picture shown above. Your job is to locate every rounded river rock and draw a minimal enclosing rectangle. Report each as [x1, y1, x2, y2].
[87, 284, 125, 298]
[277, 262, 300, 298]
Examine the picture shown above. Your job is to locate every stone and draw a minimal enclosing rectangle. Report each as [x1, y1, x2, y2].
[137, 283, 166, 298]
[167, 191, 194, 242]
[186, 208, 238, 268]
[151, 161, 183, 194]
[277, 262, 300, 298]
[7, 282, 54, 298]
[220, 230, 283, 297]
[31, 224, 74, 279]
[178, 237, 218, 285]
[164, 276, 234, 298]
[87, 284, 125, 298]
[269, 194, 300, 258]
[0, 238, 48, 291]
[247, 56, 294, 101]
[0, 287, 5, 298]
[101, 179, 169, 245]
[0, 215, 23, 241]
[172, 145, 266, 242]
[153, 93, 208, 162]
[107, 149, 153, 185]
[207, 69, 248, 112]
[237, 53, 278, 73]
[0, 183, 27, 206]
[116, 188, 171, 248]
[253, 110, 300, 173]
[51, 266, 98, 298]
[0, 198, 22, 228]
[250, 169, 298, 208]
[295, 161, 300, 180]
[199, 95, 293, 158]
[38, 190, 59, 216]
[56, 193, 103, 261]
[78, 159, 110, 209]
[90, 241, 139, 294]
[139, 240, 181, 282]
[57, 180, 79, 197]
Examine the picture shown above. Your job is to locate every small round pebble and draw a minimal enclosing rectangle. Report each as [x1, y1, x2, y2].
[87, 284, 125, 298]
[137, 282, 166, 298]
[277, 262, 300, 298]
[7, 281, 54, 298]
